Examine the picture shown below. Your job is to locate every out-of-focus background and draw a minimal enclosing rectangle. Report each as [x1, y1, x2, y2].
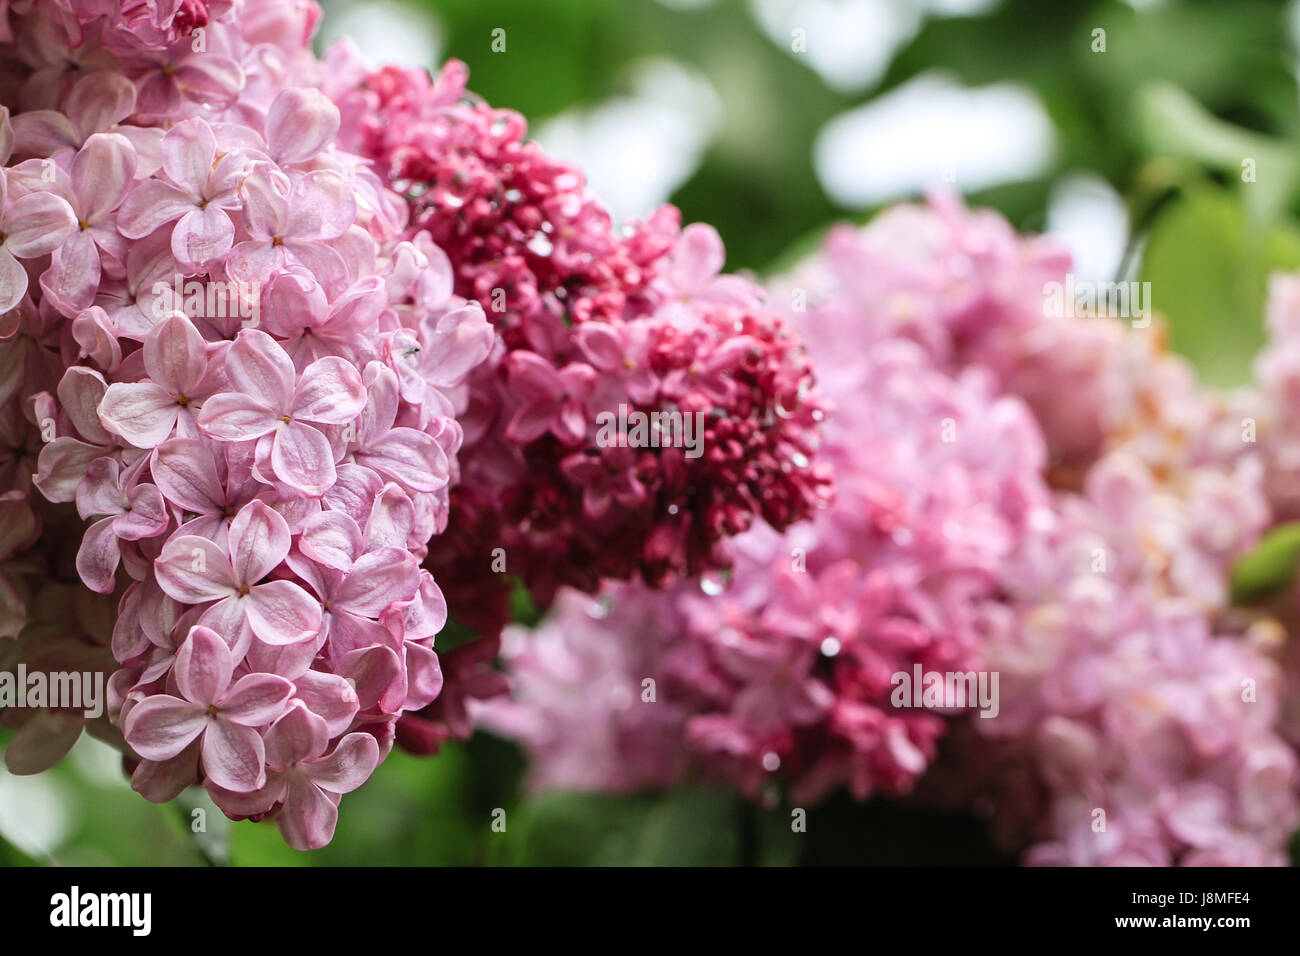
[5, 0, 1300, 865]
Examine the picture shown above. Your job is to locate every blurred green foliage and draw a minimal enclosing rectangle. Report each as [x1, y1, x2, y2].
[11, 0, 1300, 866]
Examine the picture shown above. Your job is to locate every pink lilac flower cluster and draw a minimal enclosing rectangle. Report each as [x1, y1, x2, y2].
[481, 333, 1051, 804]
[325, 56, 832, 640]
[1242, 274, 1300, 754]
[815, 198, 1295, 865]
[485, 196, 1300, 865]
[951, 469, 1294, 866]
[0, 0, 496, 849]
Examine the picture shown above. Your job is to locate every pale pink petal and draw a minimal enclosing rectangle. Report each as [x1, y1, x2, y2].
[285, 171, 355, 240]
[151, 439, 224, 512]
[244, 579, 322, 646]
[403, 641, 444, 711]
[290, 672, 359, 739]
[171, 204, 234, 268]
[275, 772, 339, 850]
[220, 673, 294, 726]
[299, 509, 362, 571]
[155, 534, 238, 602]
[228, 499, 292, 584]
[200, 718, 266, 792]
[131, 744, 200, 802]
[264, 702, 329, 768]
[290, 355, 365, 424]
[116, 180, 195, 238]
[5, 191, 76, 257]
[355, 427, 449, 493]
[56, 365, 113, 445]
[117, 482, 169, 539]
[74, 515, 122, 594]
[271, 422, 337, 495]
[66, 70, 137, 138]
[419, 303, 494, 386]
[124, 695, 208, 761]
[335, 548, 419, 617]
[225, 238, 283, 286]
[364, 483, 414, 551]
[195, 392, 279, 442]
[266, 87, 340, 165]
[160, 117, 217, 192]
[43, 228, 101, 315]
[0, 247, 25, 314]
[174, 55, 245, 111]
[73, 132, 136, 221]
[174, 625, 234, 707]
[33, 438, 102, 502]
[9, 110, 77, 156]
[223, 328, 294, 407]
[304, 732, 379, 794]
[99, 381, 178, 448]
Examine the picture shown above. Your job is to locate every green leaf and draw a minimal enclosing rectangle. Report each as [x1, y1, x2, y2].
[1139, 186, 1300, 387]
[1231, 522, 1300, 604]
[1134, 83, 1297, 221]
[493, 787, 739, 866]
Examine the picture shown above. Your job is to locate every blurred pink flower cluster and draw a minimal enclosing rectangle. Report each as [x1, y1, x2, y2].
[0, 0, 497, 849]
[485, 195, 1300, 866]
[327, 57, 833, 639]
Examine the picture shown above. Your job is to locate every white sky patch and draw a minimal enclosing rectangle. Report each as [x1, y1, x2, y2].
[749, 0, 1003, 93]
[317, 0, 442, 68]
[533, 59, 721, 223]
[750, 0, 922, 93]
[813, 72, 1056, 207]
[1045, 173, 1130, 283]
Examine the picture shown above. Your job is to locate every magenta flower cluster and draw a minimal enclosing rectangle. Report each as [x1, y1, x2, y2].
[328, 57, 833, 639]
[0, 0, 496, 849]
